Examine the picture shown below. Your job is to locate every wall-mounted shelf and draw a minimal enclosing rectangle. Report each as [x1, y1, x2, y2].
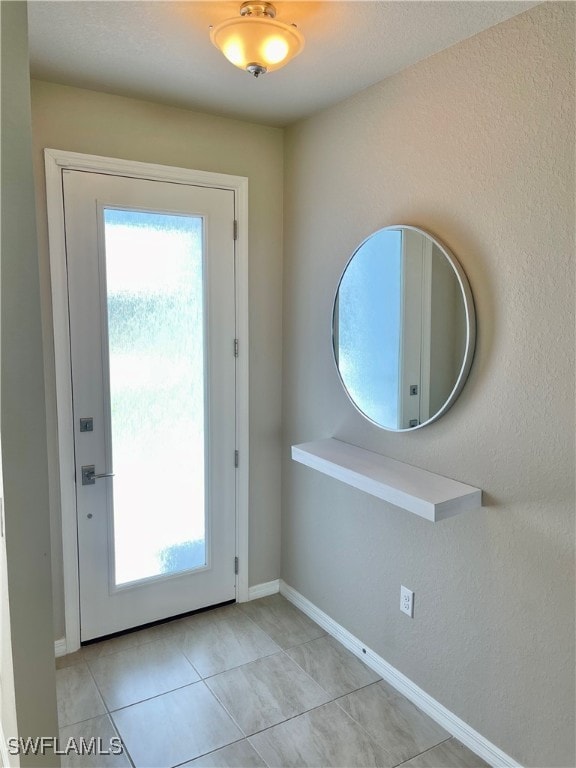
[291, 438, 482, 522]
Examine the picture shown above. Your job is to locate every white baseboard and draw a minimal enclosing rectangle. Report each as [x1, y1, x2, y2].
[248, 579, 280, 601]
[54, 637, 67, 658]
[279, 580, 521, 768]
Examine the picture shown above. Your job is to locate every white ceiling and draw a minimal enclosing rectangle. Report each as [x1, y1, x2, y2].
[28, 1, 539, 127]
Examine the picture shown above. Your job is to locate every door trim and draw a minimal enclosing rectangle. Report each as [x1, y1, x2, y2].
[45, 148, 249, 652]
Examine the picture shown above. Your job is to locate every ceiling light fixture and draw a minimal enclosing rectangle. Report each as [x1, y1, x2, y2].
[210, 2, 304, 78]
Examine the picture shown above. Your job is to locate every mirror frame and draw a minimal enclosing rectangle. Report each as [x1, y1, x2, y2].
[332, 225, 476, 432]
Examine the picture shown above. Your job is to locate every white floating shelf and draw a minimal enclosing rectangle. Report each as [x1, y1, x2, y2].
[291, 438, 482, 522]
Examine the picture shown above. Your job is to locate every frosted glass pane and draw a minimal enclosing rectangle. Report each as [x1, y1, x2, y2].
[337, 230, 402, 427]
[103, 209, 205, 586]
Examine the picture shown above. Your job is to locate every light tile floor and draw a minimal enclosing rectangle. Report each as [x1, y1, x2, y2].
[56, 595, 489, 768]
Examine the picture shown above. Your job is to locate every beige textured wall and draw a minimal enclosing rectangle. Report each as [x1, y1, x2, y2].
[30, 81, 284, 639]
[282, 4, 575, 766]
[429, 245, 464, 415]
[1, 3, 59, 761]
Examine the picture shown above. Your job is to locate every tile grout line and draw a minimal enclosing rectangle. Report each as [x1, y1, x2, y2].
[391, 736, 455, 768]
[58, 597, 460, 768]
[283, 636, 453, 768]
[236, 597, 329, 652]
[276, 648, 338, 701]
[65, 606, 278, 765]
[83, 635, 218, 768]
[175, 634, 353, 761]
[235, 605, 389, 729]
[109, 676, 247, 768]
[244, 700, 332, 739]
[169, 734, 249, 768]
[106, 679, 208, 715]
[282, 635, 383, 700]
[200, 677, 251, 739]
[59, 601, 313, 765]
[194, 647, 281, 681]
[58, 659, 137, 768]
[329, 689, 452, 767]
[200, 648, 344, 744]
[204, 601, 387, 745]
[243, 696, 453, 768]
[243, 692, 405, 760]
[56, 660, 108, 728]
[217, 599, 452, 766]
[246, 737, 272, 768]
[83, 626, 204, 709]
[84, 653, 137, 768]
[67, 602, 237, 667]
[172, 607, 284, 679]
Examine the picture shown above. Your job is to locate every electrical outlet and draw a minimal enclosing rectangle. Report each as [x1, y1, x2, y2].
[400, 585, 414, 617]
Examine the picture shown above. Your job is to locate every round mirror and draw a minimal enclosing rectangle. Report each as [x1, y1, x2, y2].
[332, 226, 476, 431]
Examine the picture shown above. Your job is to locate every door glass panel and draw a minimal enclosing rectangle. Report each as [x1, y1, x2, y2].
[336, 229, 402, 427]
[103, 209, 205, 586]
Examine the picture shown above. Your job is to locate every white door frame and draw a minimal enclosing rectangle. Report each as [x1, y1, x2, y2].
[45, 148, 249, 653]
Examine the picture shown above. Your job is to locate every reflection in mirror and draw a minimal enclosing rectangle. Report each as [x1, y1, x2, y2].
[333, 226, 475, 431]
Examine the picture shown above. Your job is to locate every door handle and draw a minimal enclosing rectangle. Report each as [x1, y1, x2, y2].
[81, 465, 115, 486]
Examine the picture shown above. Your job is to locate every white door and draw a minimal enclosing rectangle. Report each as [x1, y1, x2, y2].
[62, 170, 237, 641]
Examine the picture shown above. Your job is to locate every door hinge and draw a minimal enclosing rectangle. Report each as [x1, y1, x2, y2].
[234, 556, 239, 575]
[233, 220, 238, 241]
[234, 338, 239, 357]
[234, 450, 239, 468]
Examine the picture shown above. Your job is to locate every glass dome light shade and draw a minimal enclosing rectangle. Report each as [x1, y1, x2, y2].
[210, 16, 304, 74]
